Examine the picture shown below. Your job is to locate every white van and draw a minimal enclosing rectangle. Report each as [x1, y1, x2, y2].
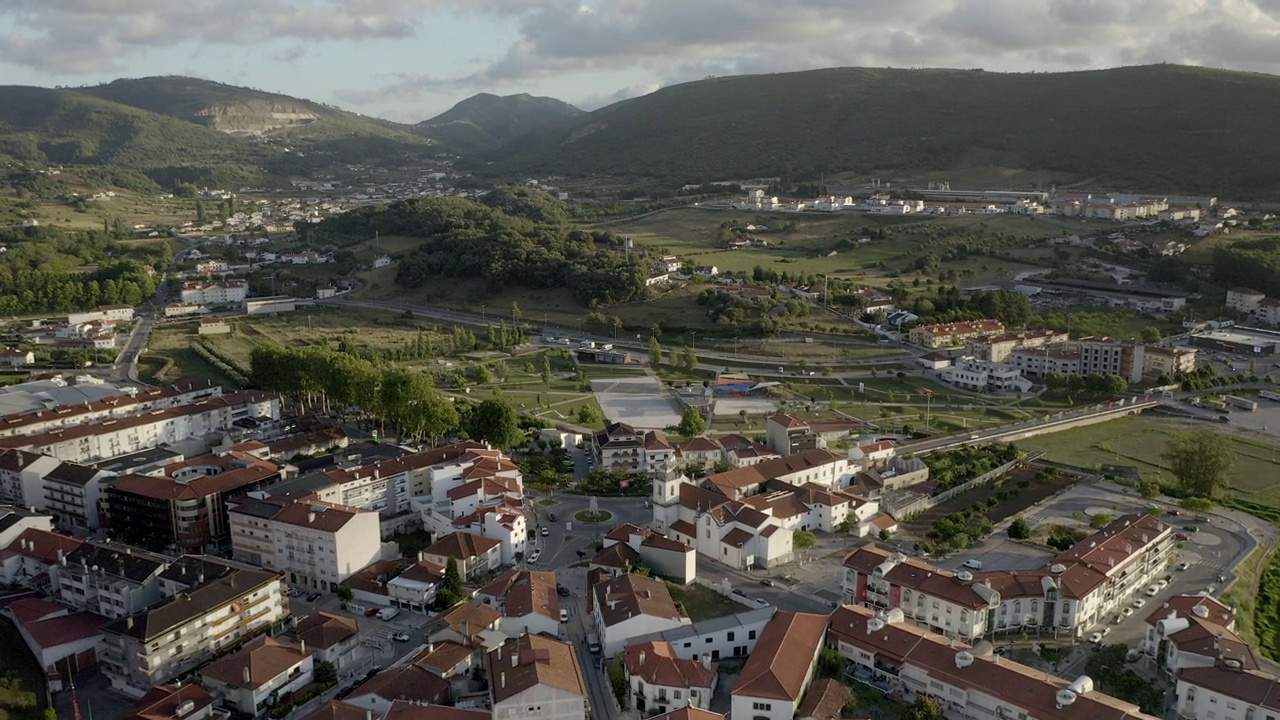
[962, 559, 983, 570]
[377, 607, 401, 621]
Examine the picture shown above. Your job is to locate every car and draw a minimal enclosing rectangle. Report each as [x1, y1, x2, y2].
[1177, 561, 1191, 571]
[305, 592, 322, 602]
[1207, 585, 1217, 594]
[1183, 525, 1199, 533]
[365, 668, 381, 680]
[1217, 574, 1226, 583]
[557, 585, 571, 597]
[529, 549, 542, 563]
[1166, 509, 1181, 516]
[1088, 632, 1103, 644]
[365, 607, 380, 617]
[1195, 515, 1211, 523]
[1112, 614, 1124, 625]
[1122, 607, 1134, 618]
[1144, 585, 1159, 597]
[391, 632, 411, 642]
[993, 646, 1007, 656]
[548, 513, 557, 522]
[541, 526, 550, 537]
[1157, 579, 1170, 591]
[1101, 627, 1113, 639]
[1162, 574, 1174, 583]
[1175, 532, 1191, 541]
[560, 608, 569, 622]
[335, 687, 354, 700]
[1131, 598, 1146, 609]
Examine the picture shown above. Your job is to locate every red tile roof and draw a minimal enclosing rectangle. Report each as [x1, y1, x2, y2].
[624, 640, 716, 689]
[731, 611, 828, 701]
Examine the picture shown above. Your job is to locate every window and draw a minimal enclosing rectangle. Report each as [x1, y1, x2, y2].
[749, 630, 757, 640]
[752, 702, 772, 711]
[727, 631, 735, 641]
[706, 638, 713, 644]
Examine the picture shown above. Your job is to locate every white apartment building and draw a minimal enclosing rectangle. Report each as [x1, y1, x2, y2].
[228, 498, 381, 592]
[1175, 664, 1280, 720]
[0, 378, 221, 441]
[623, 606, 774, 663]
[829, 605, 1158, 720]
[841, 545, 999, 640]
[43, 461, 113, 531]
[0, 392, 280, 464]
[941, 357, 1033, 393]
[0, 451, 60, 508]
[729, 611, 828, 720]
[477, 569, 560, 638]
[1226, 288, 1266, 313]
[592, 573, 689, 657]
[99, 566, 287, 697]
[624, 640, 717, 714]
[180, 280, 248, 305]
[386, 560, 444, 613]
[56, 541, 170, 619]
[0, 505, 53, 548]
[488, 634, 588, 720]
[420, 531, 502, 580]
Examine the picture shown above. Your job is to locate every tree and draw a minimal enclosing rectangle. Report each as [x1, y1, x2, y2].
[793, 529, 818, 560]
[577, 404, 603, 426]
[511, 301, 522, 324]
[314, 660, 338, 687]
[1163, 430, 1236, 499]
[1140, 326, 1163, 343]
[441, 557, 464, 606]
[337, 585, 354, 602]
[677, 406, 706, 436]
[541, 353, 552, 386]
[467, 398, 523, 448]
[817, 646, 843, 678]
[648, 335, 662, 368]
[1139, 480, 1161, 499]
[1090, 513, 1114, 529]
[1007, 517, 1032, 540]
[903, 693, 943, 720]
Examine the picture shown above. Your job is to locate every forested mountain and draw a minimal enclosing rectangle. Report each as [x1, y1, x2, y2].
[486, 64, 1280, 199]
[416, 93, 582, 153]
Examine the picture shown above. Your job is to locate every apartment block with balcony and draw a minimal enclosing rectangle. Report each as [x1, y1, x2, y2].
[98, 566, 287, 698]
[842, 545, 998, 641]
[1175, 663, 1280, 720]
[624, 640, 717, 715]
[200, 636, 314, 717]
[56, 541, 171, 619]
[228, 497, 381, 592]
[594, 422, 645, 473]
[43, 461, 112, 532]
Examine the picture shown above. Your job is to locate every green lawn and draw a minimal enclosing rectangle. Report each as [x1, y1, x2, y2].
[666, 582, 745, 622]
[1020, 414, 1280, 510]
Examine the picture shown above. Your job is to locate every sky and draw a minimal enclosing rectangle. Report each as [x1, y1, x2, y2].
[4, 0, 1280, 123]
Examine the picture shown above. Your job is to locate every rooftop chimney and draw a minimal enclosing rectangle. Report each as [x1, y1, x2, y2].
[638, 651, 646, 666]
[242, 666, 251, 684]
[512, 651, 518, 668]
[701, 654, 712, 671]
[299, 639, 305, 655]
[501, 672, 506, 689]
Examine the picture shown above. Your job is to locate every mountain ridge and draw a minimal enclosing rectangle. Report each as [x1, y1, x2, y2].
[414, 92, 582, 153]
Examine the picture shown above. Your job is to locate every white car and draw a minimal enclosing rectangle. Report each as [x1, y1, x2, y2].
[1156, 579, 1170, 591]
[528, 549, 542, 563]
[1144, 585, 1159, 597]
[541, 526, 550, 537]
[560, 608, 569, 622]
[391, 632, 411, 642]
[1176, 562, 1191, 571]
[1132, 598, 1147, 609]
[1088, 632, 1103, 644]
[1122, 607, 1134, 618]
[1101, 627, 1113, 639]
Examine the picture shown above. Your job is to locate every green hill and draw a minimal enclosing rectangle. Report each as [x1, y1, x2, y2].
[0, 85, 263, 188]
[489, 64, 1280, 199]
[77, 76, 436, 171]
[416, 92, 582, 153]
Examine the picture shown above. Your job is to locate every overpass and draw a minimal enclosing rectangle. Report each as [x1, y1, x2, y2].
[898, 397, 1160, 455]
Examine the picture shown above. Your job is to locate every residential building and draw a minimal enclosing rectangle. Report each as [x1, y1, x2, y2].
[0, 504, 54, 548]
[940, 357, 1033, 393]
[122, 684, 220, 720]
[908, 320, 1005, 349]
[0, 449, 60, 508]
[386, 560, 445, 613]
[56, 541, 170, 619]
[425, 601, 505, 655]
[841, 545, 1000, 640]
[1008, 345, 1084, 378]
[621, 606, 774, 662]
[450, 503, 528, 565]
[0, 527, 84, 588]
[1079, 337, 1145, 384]
[295, 611, 360, 670]
[200, 636, 313, 717]
[100, 566, 288, 697]
[964, 329, 1069, 363]
[0, 349, 34, 367]
[419, 531, 502, 580]
[593, 422, 645, 472]
[1143, 345, 1198, 378]
[1142, 594, 1251, 675]
[764, 413, 818, 456]
[0, 378, 221, 442]
[345, 665, 451, 716]
[228, 497, 381, 592]
[487, 633, 588, 720]
[44, 461, 113, 531]
[103, 452, 282, 552]
[180, 280, 248, 306]
[601, 523, 696, 584]
[729, 611, 829, 720]
[654, 480, 794, 570]
[1226, 288, 1266, 313]
[1174, 664, 1280, 720]
[0, 391, 281, 464]
[591, 572, 688, 657]
[477, 570, 560, 638]
[829, 604, 1158, 720]
[675, 437, 722, 473]
[624, 640, 717, 714]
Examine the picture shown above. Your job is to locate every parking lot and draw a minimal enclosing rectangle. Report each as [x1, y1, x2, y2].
[590, 376, 683, 429]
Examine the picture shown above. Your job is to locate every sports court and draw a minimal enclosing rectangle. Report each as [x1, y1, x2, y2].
[590, 376, 683, 429]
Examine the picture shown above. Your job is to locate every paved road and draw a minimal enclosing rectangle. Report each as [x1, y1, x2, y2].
[898, 398, 1159, 455]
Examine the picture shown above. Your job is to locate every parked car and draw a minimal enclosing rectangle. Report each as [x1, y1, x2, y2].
[1175, 533, 1191, 541]
[1101, 627, 1113, 639]
[1131, 598, 1146, 609]
[391, 632, 410, 642]
[1157, 579, 1170, 591]
[557, 585, 571, 597]
[1144, 585, 1159, 597]
[593, 655, 602, 669]
[1166, 509, 1181, 516]
[1176, 561, 1191, 571]
[305, 592, 322, 602]
[1122, 607, 1134, 618]
[1088, 632, 1103, 644]
[1183, 525, 1199, 533]
[365, 607, 381, 617]
[560, 608, 569, 622]
[1112, 614, 1124, 625]
[529, 549, 542, 563]
[541, 526, 550, 537]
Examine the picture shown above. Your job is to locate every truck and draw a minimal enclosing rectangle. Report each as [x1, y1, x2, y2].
[587, 633, 601, 654]
[1260, 390, 1280, 402]
[1225, 395, 1259, 412]
[377, 607, 401, 621]
[1205, 400, 1229, 413]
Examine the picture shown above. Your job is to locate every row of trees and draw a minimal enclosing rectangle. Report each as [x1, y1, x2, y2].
[0, 260, 159, 314]
[250, 345, 524, 448]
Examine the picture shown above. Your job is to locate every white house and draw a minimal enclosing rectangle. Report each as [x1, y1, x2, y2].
[729, 611, 828, 720]
[592, 572, 689, 657]
[477, 570, 561, 638]
[624, 640, 717, 714]
[386, 560, 445, 614]
[228, 498, 382, 592]
[200, 636, 313, 717]
[488, 633, 588, 720]
[450, 503, 528, 565]
[295, 611, 360, 671]
[419, 531, 503, 580]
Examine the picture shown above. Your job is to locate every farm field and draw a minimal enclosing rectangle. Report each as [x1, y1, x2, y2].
[1020, 414, 1280, 510]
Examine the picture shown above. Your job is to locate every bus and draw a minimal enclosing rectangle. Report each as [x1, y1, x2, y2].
[1261, 390, 1280, 402]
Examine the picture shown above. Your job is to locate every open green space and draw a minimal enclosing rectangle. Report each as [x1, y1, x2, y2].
[1020, 414, 1280, 510]
[666, 582, 745, 623]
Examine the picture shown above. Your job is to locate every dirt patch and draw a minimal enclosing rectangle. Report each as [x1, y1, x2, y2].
[902, 466, 1079, 539]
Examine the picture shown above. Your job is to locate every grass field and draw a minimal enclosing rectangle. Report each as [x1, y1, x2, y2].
[666, 582, 744, 622]
[1020, 414, 1280, 509]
